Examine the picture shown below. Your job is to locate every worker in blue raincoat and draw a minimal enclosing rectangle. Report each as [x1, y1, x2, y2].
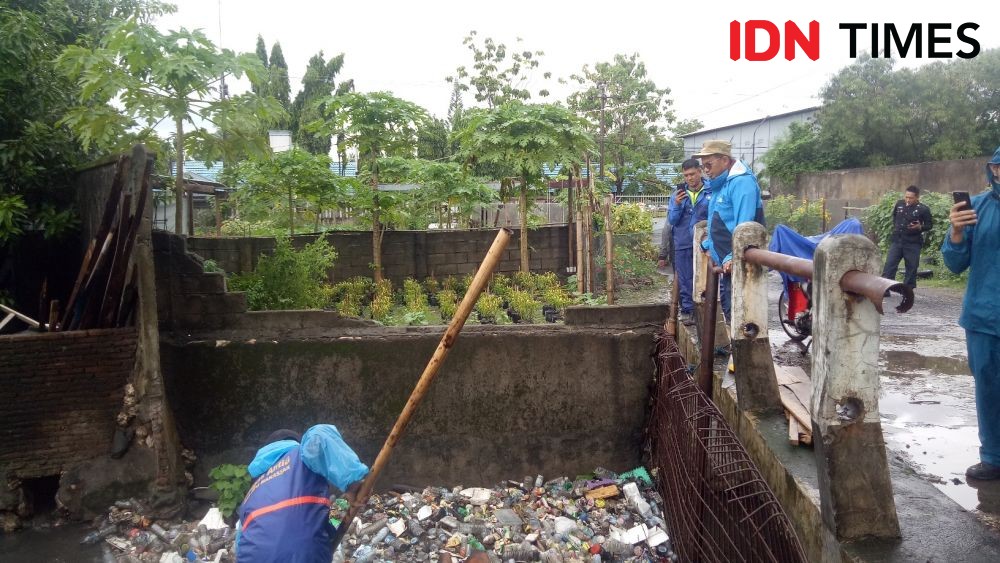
[941, 145, 1000, 481]
[666, 158, 711, 325]
[694, 140, 766, 322]
[236, 425, 369, 562]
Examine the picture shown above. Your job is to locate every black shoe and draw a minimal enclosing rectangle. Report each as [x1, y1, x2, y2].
[966, 462, 1000, 480]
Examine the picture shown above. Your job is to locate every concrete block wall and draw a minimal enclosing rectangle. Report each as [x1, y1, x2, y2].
[153, 231, 247, 330]
[184, 226, 571, 284]
[0, 328, 138, 479]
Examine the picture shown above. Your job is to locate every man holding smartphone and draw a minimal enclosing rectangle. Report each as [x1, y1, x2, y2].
[941, 146, 1000, 481]
[881, 185, 933, 289]
[665, 159, 710, 325]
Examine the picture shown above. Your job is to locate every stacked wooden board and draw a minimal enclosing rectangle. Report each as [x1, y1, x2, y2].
[776, 365, 813, 446]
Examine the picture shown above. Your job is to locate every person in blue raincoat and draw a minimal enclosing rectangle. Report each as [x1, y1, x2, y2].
[236, 425, 369, 562]
[666, 158, 711, 324]
[941, 145, 1000, 481]
[694, 140, 766, 322]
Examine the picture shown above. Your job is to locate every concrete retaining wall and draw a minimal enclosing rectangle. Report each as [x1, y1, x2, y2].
[161, 318, 658, 489]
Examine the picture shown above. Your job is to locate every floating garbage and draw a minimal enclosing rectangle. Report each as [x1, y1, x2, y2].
[331, 466, 677, 562]
[81, 466, 674, 562]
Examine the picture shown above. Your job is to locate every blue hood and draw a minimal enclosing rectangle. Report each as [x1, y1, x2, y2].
[247, 439, 298, 478]
[988, 146, 1000, 193]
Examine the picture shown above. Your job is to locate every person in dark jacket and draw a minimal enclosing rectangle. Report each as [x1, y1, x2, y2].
[236, 426, 369, 563]
[941, 146, 1000, 481]
[881, 185, 933, 288]
[666, 159, 711, 324]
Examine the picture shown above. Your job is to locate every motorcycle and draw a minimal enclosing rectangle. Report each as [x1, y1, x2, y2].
[768, 217, 866, 345]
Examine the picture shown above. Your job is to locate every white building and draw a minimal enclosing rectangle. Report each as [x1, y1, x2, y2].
[681, 107, 819, 172]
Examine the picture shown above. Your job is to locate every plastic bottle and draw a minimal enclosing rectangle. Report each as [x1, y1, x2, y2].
[407, 518, 425, 538]
[601, 539, 632, 558]
[81, 525, 117, 545]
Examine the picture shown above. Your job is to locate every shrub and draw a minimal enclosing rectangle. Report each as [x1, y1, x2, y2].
[541, 287, 572, 311]
[202, 259, 223, 273]
[611, 202, 654, 234]
[474, 292, 503, 323]
[371, 279, 394, 322]
[509, 290, 539, 322]
[402, 278, 428, 312]
[490, 274, 513, 301]
[422, 277, 440, 296]
[442, 275, 461, 294]
[209, 464, 251, 518]
[437, 290, 458, 320]
[535, 272, 561, 291]
[512, 271, 535, 291]
[332, 277, 371, 318]
[228, 237, 336, 310]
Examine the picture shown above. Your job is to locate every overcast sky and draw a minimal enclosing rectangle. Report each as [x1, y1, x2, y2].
[158, 0, 997, 133]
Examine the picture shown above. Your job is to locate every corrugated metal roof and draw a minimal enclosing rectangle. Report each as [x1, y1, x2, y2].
[175, 160, 681, 191]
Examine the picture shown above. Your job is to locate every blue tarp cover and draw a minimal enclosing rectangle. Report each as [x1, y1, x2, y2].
[767, 217, 865, 293]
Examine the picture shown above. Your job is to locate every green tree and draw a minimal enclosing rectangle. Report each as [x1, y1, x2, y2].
[567, 53, 674, 194]
[309, 92, 428, 281]
[252, 35, 268, 94]
[58, 19, 286, 234]
[456, 102, 594, 271]
[0, 0, 173, 245]
[224, 148, 346, 236]
[447, 31, 549, 108]
[268, 42, 291, 116]
[290, 51, 347, 155]
[417, 117, 451, 160]
[762, 122, 839, 186]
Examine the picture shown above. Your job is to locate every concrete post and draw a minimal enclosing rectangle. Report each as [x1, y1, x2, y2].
[692, 221, 708, 305]
[731, 223, 781, 412]
[811, 234, 900, 540]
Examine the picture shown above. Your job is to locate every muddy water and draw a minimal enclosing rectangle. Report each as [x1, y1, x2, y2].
[0, 522, 107, 562]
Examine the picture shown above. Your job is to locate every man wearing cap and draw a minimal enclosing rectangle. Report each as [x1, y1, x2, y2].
[942, 145, 1000, 481]
[693, 140, 766, 322]
[236, 425, 369, 562]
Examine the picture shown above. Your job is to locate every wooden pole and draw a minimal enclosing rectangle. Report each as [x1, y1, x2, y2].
[665, 264, 680, 335]
[697, 261, 719, 398]
[576, 190, 585, 295]
[586, 165, 597, 293]
[603, 195, 615, 304]
[332, 227, 513, 553]
[567, 169, 575, 274]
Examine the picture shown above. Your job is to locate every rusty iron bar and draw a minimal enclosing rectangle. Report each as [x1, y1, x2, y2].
[743, 247, 914, 314]
[649, 334, 808, 563]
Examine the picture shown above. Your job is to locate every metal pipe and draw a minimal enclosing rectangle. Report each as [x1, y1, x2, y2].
[742, 247, 914, 314]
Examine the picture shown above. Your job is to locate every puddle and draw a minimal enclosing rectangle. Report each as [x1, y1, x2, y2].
[0, 522, 107, 562]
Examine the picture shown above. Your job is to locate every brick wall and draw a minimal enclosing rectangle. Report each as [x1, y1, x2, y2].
[184, 226, 571, 283]
[153, 232, 247, 330]
[0, 328, 138, 479]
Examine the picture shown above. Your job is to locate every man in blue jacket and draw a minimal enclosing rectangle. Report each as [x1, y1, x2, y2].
[694, 140, 766, 322]
[236, 425, 369, 562]
[941, 145, 1000, 481]
[666, 158, 711, 325]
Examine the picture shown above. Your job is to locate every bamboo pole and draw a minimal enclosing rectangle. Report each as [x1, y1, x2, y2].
[603, 195, 615, 304]
[331, 227, 513, 553]
[576, 206, 585, 295]
[665, 265, 680, 336]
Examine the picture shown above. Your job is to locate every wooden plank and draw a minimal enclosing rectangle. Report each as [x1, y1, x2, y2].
[0, 304, 40, 328]
[780, 386, 811, 430]
[775, 364, 807, 385]
[788, 415, 801, 446]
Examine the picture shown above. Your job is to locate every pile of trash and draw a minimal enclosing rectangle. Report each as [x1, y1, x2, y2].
[83, 466, 675, 562]
[334, 467, 676, 562]
[81, 499, 233, 562]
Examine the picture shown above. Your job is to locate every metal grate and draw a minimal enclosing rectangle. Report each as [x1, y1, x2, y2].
[648, 333, 807, 563]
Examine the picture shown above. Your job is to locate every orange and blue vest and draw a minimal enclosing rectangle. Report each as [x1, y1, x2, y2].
[236, 446, 334, 563]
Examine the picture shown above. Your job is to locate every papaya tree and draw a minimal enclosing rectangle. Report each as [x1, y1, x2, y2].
[309, 92, 427, 281]
[456, 102, 594, 271]
[57, 19, 285, 234]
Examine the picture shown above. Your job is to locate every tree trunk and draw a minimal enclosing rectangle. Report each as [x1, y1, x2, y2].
[372, 155, 383, 282]
[519, 182, 529, 272]
[174, 117, 184, 235]
[286, 185, 294, 235]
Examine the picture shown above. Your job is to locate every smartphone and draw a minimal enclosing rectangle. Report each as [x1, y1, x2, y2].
[953, 191, 972, 210]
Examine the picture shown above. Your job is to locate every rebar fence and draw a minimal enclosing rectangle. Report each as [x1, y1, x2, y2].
[648, 333, 807, 563]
